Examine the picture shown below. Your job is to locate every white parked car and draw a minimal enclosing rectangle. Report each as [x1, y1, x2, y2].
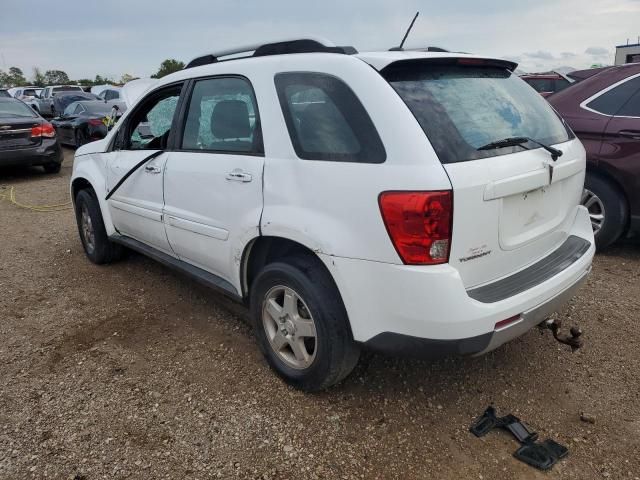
[71, 38, 594, 391]
[9, 86, 43, 101]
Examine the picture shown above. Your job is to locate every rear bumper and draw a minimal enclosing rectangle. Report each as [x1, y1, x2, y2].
[0, 138, 62, 167]
[321, 205, 595, 356]
[364, 268, 589, 357]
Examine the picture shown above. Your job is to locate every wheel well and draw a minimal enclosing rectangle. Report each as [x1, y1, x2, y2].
[585, 166, 630, 211]
[242, 237, 326, 299]
[71, 178, 93, 202]
[586, 165, 625, 193]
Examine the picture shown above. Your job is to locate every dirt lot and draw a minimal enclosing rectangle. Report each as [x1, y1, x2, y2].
[1, 148, 639, 480]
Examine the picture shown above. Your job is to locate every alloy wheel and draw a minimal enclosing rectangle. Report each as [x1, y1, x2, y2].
[81, 204, 96, 254]
[581, 189, 605, 235]
[262, 285, 317, 370]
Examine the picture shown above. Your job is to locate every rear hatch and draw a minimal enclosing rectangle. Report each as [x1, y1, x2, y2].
[0, 102, 41, 151]
[383, 58, 584, 288]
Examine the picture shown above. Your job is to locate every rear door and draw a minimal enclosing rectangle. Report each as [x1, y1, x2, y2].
[385, 61, 583, 288]
[58, 103, 81, 144]
[600, 79, 640, 210]
[162, 76, 264, 284]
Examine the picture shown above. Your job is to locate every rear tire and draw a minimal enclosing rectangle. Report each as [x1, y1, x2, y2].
[43, 162, 61, 174]
[583, 174, 627, 250]
[74, 189, 123, 264]
[250, 255, 360, 391]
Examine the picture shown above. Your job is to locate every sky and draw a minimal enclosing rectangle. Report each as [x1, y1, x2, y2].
[0, 0, 639, 81]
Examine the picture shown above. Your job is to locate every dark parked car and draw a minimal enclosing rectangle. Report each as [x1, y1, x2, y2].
[549, 63, 640, 248]
[51, 100, 126, 147]
[0, 98, 62, 173]
[521, 72, 572, 97]
[566, 67, 610, 83]
[51, 92, 99, 119]
[0, 89, 11, 98]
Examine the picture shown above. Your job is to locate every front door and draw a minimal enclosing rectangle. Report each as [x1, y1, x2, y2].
[163, 76, 265, 285]
[106, 83, 184, 254]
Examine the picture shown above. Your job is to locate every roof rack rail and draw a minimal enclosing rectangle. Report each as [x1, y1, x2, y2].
[388, 46, 450, 53]
[185, 37, 358, 69]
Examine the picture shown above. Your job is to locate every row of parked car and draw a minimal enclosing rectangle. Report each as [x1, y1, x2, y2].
[0, 84, 128, 173]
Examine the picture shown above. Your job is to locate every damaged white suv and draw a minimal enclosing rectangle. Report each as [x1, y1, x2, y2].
[71, 38, 594, 391]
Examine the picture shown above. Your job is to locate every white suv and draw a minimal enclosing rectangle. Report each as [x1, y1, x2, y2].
[71, 38, 595, 391]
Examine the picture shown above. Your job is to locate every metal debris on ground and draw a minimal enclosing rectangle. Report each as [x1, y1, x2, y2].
[470, 406, 569, 471]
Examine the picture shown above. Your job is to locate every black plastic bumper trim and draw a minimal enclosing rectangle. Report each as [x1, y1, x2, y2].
[467, 235, 591, 304]
[363, 330, 493, 358]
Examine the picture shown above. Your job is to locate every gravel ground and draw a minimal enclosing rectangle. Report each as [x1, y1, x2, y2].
[1, 148, 639, 479]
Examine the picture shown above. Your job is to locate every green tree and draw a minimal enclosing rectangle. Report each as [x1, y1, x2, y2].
[151, 59, 184, 79]
[76, 78, 95, 88]
[32, 67, 46, 87]
[94, 74, 115, 85]
[43, 69, 70, 85]
[2, 67, 27, 87]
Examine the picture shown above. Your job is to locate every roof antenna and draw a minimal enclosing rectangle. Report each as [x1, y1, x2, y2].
[390, 12, 419, 51]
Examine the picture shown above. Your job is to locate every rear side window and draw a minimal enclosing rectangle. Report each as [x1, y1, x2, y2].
[587, 76, 640, 116]
[384, 62, 571, 164]
[275, 72, 385, 163]
[181, 76, 262, 154]
[617, 89, 640, 117]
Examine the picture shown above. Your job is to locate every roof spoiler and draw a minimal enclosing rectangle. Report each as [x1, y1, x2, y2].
[380, 56, 519, 74]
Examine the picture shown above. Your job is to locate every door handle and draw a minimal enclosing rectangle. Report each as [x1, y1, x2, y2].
[144, 165, 162, 174]
[618, 130, 640, 140]
[226, 169, 252, 182]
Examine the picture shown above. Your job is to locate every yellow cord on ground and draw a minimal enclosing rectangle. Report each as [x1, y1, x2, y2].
[0, 186, 72, 212]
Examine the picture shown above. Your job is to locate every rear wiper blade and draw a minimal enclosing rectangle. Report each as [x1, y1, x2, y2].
[478, 136, 563, 160]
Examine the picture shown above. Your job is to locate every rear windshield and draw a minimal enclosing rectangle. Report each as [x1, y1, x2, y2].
[84, 103, 115, 114]
[384, 62, 571, 163]
[0, 100, 37, 118]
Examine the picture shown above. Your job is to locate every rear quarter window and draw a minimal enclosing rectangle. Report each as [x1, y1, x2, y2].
[383, 61, 571, 164]
[275, 72, 386, 163]
[586, 76, 640, 116]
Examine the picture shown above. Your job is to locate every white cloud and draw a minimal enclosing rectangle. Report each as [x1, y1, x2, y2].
[585, 47, 610, 56]
[0, 0, 637, 79]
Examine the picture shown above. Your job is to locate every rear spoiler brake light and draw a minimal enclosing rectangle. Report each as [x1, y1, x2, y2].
[380, 57, 518, 74]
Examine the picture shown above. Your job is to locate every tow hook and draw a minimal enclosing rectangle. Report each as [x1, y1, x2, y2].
[539, 318, 583, 351]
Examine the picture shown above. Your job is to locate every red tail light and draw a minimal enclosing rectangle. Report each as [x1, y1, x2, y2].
[379, 191, 453, 265]
[88, 118, 104, 126]
[31, 123, 56, 138]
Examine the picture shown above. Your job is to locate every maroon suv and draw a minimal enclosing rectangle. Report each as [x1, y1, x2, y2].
[548, 63, 640, 248]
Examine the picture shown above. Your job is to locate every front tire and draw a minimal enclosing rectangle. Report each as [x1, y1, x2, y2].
[583, 174, 628, 250]
[74, 189, 123, 264]
[43, 162, 61, 174]
[250, 255, 360, 391]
